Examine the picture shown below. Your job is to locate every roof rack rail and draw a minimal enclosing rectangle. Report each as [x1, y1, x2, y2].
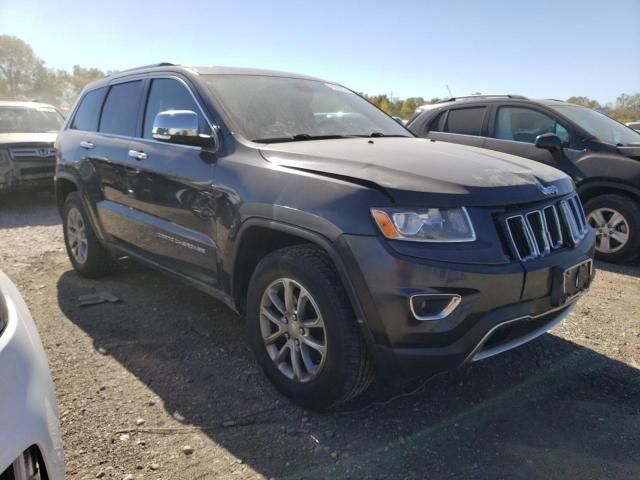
[437, 94, 528, 103]
[109, 62, 178, 76]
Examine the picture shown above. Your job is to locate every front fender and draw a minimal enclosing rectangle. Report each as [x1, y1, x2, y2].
[230, 217, 378, 345]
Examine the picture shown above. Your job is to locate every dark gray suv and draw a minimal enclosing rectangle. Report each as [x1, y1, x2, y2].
[55, 65, 595, 410]
[408, 95, 640, 263]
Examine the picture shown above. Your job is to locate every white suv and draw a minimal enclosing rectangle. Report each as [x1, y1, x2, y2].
[0, 271, 64, 480]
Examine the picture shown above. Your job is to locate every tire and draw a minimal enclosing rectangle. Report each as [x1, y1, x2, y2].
[584, 194, 640, 263]
[62, 192, 115, 277]
[246, 245, 374, 411]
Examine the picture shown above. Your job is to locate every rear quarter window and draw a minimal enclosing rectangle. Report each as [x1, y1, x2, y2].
[428, 110, 446, 132]
[70, 88, 107, 132]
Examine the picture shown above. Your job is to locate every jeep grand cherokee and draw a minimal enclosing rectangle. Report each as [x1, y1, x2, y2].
[55, 64, 595, 410]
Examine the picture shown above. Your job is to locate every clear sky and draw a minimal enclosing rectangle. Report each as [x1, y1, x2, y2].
[1, 0, 638, 104]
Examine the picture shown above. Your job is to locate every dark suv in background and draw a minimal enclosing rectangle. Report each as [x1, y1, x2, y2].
[55, 65, 594, 410]
[0, 100, 64, 192]
[408, 96, 640, 263]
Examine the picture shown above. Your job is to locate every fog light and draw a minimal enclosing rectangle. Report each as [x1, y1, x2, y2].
[410, 294, 461, 321]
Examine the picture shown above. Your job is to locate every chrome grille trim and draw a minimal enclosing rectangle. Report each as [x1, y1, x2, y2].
[505, 194, 588, 261]
[543, 205, 563, 248]
[506, 215, 539, 261]
[526, 210, 551, 256]
[9, 147, 56, 161]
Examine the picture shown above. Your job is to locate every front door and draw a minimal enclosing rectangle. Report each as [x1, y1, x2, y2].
[123, 77, 220, 287]
[483, 105, 582, 177]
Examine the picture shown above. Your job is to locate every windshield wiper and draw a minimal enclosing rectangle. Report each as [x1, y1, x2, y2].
[253, 132, 411, 143]
[252, 134, 358, 143]
[360, 132, 410, 138]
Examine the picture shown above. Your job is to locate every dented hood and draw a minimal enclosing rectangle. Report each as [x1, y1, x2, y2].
[260, 137, 574, 207]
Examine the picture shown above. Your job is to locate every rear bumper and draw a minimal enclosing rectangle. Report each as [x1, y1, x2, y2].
[337, 229, 596, 376]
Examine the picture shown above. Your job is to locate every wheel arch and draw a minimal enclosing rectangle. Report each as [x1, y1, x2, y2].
[54, 173, 79, 215]
[577, 179, 640, 205]
[230, 218, 375, 344]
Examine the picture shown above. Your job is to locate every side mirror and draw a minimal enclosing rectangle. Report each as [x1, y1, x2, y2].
[392, 116, 406, 126]
[152, 110, 216, 149]
[535, 133, 563, 152]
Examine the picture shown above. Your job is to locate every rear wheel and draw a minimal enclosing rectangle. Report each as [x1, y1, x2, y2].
[62, 192, 115, 277]
[246, 245, 374, 410]
[585, 194, 640, 263]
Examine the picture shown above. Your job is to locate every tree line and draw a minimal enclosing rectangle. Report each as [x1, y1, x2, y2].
[1, 35, 638, 123]
[0, 35, 108, 110]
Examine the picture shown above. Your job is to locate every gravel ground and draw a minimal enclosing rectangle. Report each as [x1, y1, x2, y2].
[1, 191, 639, 480]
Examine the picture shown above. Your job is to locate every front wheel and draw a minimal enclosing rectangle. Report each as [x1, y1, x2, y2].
[585, 194, 640, 263]
[246, 245, 374, 411]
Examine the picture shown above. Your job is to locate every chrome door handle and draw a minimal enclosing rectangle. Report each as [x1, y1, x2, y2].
[80, 141, 94, 149]
[128, 150, 147, 160]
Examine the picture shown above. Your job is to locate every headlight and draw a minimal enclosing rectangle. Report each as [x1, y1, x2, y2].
[371, 207, 476, 242]
[0, 149, 10, 167]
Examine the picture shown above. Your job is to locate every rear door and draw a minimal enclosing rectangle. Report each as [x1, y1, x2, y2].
[86, 79, 146, 244]
[60, 87, 108, 209]
[425, 105, 488, 148]
[483, 104, 578, 167]
[124, 76, 219, 287]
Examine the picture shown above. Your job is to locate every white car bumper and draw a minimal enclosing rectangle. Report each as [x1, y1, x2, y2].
[0, 271, 64, 479]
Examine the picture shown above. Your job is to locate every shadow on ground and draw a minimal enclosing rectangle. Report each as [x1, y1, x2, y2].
[595, 259, 640, 278]
[0, 190, 60, 229]
[56, 265, 640, 480]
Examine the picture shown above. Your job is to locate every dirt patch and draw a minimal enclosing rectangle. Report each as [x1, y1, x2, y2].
[1, 192, 639, 480]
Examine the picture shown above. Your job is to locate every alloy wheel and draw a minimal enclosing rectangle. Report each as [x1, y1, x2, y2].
[259, 278, 327, 382]
[66, 207, 89, 264]
[587, 207, 630, 254]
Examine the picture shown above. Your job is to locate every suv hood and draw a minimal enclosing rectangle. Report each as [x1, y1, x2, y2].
[0, 132, 57, 147]
[260, 137, 573, 207]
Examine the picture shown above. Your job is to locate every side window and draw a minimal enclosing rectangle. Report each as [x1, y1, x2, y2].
[143, 78, 208, 139]
[445, 107, 486, 136]
[555, 123, 570, 145]
[428, 111, 446, 132]
[495, 107, 570, 145]
[70, 88, 107, 132]
[99, 81, 143, 137]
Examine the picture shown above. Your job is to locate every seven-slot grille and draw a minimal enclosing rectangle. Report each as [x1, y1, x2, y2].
[505, 194, 589, 261]
[9, 147, 56, 162]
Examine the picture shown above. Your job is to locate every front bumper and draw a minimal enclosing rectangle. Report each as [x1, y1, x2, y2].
[0, 164, 55, 191]
[0, 272, 64, 479]
[337, 228, 596, 377]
